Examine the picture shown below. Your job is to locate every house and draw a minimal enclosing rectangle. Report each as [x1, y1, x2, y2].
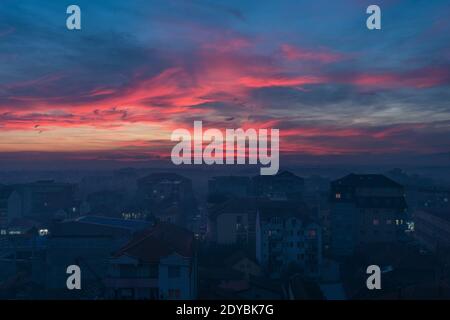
[198, 265, 284, 300]
[286, 274, 325, 300]
[330, 174, 408, 256]
[45, 216, 151, 299]
[256, 201, 322, 279]
[106, 222, 197, 300]
[224, 251, 263, 278]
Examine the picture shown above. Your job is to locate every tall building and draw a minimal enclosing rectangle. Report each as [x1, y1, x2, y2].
[208, 176, 252, 203]
[207, 198, 257, 248]
[252, 171, 304, 200]
[137, 173, 193, 206]
[255, 201, 322, 279]
[136, 173, 197, 225]
[330, 174, 408, 256]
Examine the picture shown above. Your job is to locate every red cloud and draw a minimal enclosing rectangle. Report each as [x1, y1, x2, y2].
[280, 44, 344, 63]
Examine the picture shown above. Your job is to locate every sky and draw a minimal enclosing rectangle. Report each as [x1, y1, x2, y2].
[0, 0, 449, 168]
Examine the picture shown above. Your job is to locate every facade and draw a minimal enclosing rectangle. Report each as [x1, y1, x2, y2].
[207, 198, 257, 247]
[0, 186, 13, 226]
[136, 173, 197, 227]
[208, 176, 252, 201]
[255, 201, 322, 279]
[107, 222, 197, 300]
[137, 173, 193, 207]
[45, 216, 150, 298]
[7, 181, 77, 223]
[330, 174, 408, 256]
[252, 171, 304, 200]
[414, 209, 450, 252]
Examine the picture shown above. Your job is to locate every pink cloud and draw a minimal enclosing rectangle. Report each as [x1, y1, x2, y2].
[280, 44, 344, 63]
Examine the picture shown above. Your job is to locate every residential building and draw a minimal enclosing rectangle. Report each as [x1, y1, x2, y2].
[330, 174, 408, 256]
[45, 216, 151, 299]
[252, 171, 304, 200]
[137, 173, 193, 206]
[7, 180, 78, 223]
[0, 186, 13, 226]
[256, 201, 322, 279]
[207, 198, 257, 248]
[208, 176, 252, 203]
[106, 222, 197, 300]
[136, 173, 197, 227]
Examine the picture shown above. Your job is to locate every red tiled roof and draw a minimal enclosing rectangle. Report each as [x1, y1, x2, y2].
[113, 222, 194, 262]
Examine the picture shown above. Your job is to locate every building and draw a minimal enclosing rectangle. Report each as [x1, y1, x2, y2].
[207, 198, 257, 248]
[106, 222, 197, 300]
[45, 216, 151, 299]
[414, 209, 450, 252]
[86, 190, 126, 217]
[136, 173, 197, 227]
[330, 174, 408, 256]
[256, 201, 322, 279]
[0, 186, 14, 226]
[137, 173, 193, 207]
[7, 180, 78, 223]
[224, 251, 263, 278]
[208, 176, 252, 203]
[252, 171, 304, 200]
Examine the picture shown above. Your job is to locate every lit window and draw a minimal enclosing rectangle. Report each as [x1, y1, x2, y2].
[335, 193, 341, 199]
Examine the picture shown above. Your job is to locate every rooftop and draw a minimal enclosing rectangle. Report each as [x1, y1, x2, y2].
[113, 222, 194, 262]
[332, 174, 403, 189]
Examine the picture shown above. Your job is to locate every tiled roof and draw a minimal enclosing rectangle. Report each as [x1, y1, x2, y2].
[113, 222, 194, 262]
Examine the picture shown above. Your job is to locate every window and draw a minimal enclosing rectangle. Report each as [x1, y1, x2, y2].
[386, 219, 392, 225]
[335, 193, 341, 199]
[373, 219, 379, 225]
[168, 266, 181, 278]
